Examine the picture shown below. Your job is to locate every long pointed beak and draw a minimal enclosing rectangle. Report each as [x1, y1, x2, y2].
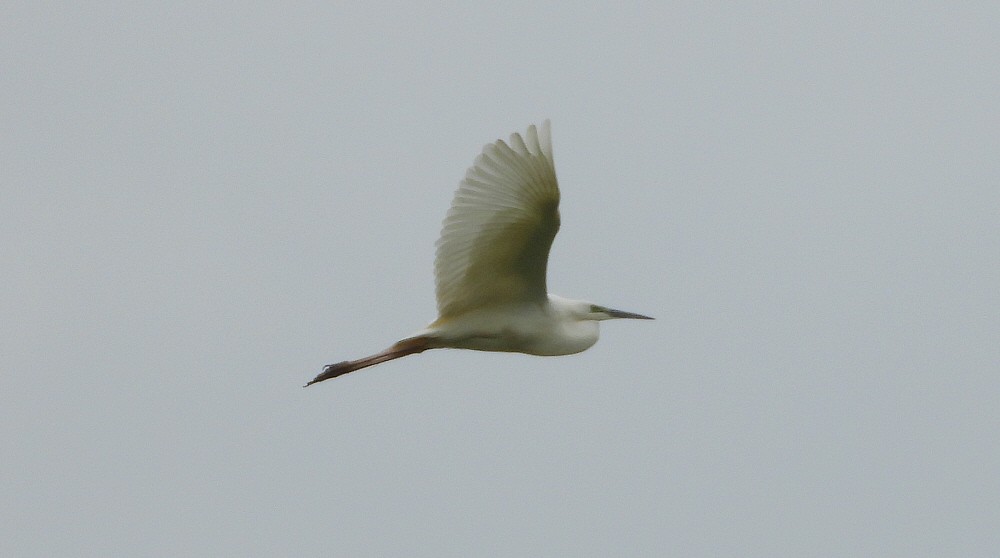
[605, 308, 654, 320]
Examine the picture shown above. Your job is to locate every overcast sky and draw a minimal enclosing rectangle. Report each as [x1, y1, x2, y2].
[3, 2, 999, 556]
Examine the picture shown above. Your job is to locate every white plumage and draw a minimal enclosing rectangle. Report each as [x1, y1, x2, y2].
[434, 121, 559, 320]
[307, 121, 651, 386]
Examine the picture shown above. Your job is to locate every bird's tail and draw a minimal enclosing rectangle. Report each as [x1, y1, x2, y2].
[304, 335, 432, 387]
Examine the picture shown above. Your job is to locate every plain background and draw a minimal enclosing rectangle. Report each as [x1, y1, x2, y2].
[3, 2, 998, 556]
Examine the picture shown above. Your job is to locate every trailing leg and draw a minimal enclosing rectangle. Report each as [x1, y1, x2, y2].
[304, 336, 432, 387]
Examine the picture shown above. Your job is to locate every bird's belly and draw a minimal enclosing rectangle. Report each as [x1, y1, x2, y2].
[437, 314, 598, 356]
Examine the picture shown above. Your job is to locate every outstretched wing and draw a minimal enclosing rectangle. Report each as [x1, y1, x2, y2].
[434, 121, 560, 320]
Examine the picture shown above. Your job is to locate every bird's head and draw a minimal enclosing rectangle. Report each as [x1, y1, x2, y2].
[553, 295, 654, 322]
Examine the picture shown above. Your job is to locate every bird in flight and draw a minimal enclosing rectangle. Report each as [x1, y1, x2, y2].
[306, 121, 651, 386]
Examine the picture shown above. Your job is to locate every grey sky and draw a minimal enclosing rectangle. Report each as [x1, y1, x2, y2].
[3, 2, 999, 556]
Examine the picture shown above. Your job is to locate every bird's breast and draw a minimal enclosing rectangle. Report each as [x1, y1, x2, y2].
[525, 319, 599, 356]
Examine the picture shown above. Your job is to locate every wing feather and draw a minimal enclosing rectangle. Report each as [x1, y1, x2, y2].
[434, 121, 559, 319]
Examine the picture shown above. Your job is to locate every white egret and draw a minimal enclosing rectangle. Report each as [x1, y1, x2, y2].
[306, 121, 651, 386]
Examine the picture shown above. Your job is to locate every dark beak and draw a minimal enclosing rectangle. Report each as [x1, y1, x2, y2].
[606, 308, 654, 320]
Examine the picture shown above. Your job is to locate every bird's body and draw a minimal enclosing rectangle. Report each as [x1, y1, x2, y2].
[419, 295, 601, 356]
[306, 121, 651, 386]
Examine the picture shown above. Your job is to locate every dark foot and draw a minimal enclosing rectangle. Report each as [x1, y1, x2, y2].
[304, 361, 353, 387]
